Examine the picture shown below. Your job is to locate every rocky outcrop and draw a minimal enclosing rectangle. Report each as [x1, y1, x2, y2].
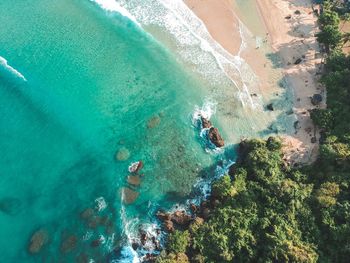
[201, 116, 212, 129]
[208, 127, 225, 147]
[0, 197, 21, 216]
[116, 147, 130, 161]
[122, 187, 139, 204]
[28, 228, 49, 254]
[80, 208, 94, 220]
[147, 115, 161, 129]
[157, 210, 192, 232]
[127, 175, 141, 186]
[60, 235, 78, 254]
[172, 211, 192, 226]
[163, 220, 175, 232]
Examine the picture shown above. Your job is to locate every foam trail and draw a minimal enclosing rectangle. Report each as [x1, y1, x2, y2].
[0, 56, 27, 81]
[119, 0, 258, 108]
[192, 98, 217, 124]
[90, 0, 140, 25]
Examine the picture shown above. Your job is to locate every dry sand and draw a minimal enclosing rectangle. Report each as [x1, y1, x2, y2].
[185, 0, 325, 164]
[185, 0, 242, 55]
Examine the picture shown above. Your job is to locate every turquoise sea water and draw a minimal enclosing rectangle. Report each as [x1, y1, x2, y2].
[0, 1, 218, 261]
[0, 0, 297, 261]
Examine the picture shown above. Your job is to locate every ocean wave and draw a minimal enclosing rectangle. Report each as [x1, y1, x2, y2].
[94, 196, 107, 211]
[0, 56, 27, 81]
[192, 98, 217, 124]
[98, 0, 262, 109]
[89, 0, 139, 25]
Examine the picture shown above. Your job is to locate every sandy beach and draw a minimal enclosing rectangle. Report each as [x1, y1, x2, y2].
[185, 0, 325, 164]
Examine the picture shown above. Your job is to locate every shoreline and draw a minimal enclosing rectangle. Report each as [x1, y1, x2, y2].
[184, 0, 325, 164]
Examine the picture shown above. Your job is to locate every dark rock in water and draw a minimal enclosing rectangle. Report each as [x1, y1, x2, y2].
[145, 253, 157, 262]
[132, 242, 139, 251]
[121, 187, 139, 204]
[127, 175, 141, 186]
[135, 161, 144, 173]
[208, 127, 225, 147]
[200, 116, 212, 129]
[91, 238, 102, 248]
[172, 211, 192, 226]
[311, 94, 323, 105]
[311, 137, 317, 143]
[60, 235, 78, 253]
[147, 115, 161, 129]
[115, 147, 130, 161]
[140, 231, 147, 246]
[80, 208, 94, 220]
[294, 121, 300, 130]
[163, 220, 174, 232]
[28, 228, 49, 254]
[152, 236, 160, 250]
[266, 103, 274, 111]
[87, 216, 102, 229]
[294, 58, 302, 65]
[0, 197, 21, 216]
[76, 253, 89, 263]
[156, 211, 171, 221]
[190, 203, 198, 214]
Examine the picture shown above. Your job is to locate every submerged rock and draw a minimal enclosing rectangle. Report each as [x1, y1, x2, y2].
[122, 187, 139, 204]
[116, 147, 130, 161]
[200, 116, 212, 129]
[28, 228, 49, 254]
[80, 208, 94, 220]
[208, 127, 225, 147]
[0, 197, 21, 216]
[127, 175, 141, 186]
[147, 115, 161, 129]
[60, 235, 78, 253]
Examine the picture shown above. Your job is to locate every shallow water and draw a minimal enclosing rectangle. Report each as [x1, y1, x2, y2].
[0, 0, 295, 261]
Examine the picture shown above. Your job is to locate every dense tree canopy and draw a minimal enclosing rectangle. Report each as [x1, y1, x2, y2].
[160, 2, 350, 262]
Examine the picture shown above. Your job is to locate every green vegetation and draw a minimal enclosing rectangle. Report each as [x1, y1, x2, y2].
[160, 2, 350, 262]
[192, 138, 318, 263]
[316, 1, 350, 50]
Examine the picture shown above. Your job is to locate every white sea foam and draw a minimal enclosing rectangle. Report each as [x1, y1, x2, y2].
[0, 56, 26, 81]
[90, 0, 139, 25]
[192, 98, 217, 124]
[95, 196, 107, 211]
[107, 0, 262, 109]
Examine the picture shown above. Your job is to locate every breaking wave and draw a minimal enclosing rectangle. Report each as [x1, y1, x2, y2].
[0, 56, 26, 81]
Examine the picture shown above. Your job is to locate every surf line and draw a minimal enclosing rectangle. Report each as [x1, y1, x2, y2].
[89, 0, 141, 26]
[0, 56, 27, 81]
